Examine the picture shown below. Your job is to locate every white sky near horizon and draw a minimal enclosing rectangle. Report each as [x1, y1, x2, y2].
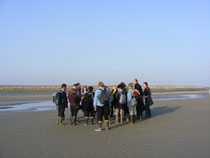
[0, 0, 210, 87]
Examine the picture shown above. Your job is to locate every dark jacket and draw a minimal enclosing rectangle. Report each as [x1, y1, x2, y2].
[134, 83, 144, 96]
[144, 87, 151, 97]
[134, 83, 144, 103]
[59, 91, 68, 108]
[111, 90, 118, 106]
[69, 94, 80, 106]
[82, 91, 94, 110]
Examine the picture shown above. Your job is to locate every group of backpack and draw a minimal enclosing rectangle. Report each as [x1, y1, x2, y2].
[53, 80, 153, 131]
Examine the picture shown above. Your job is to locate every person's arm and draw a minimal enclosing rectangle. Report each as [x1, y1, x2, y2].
[93, 90, 99, 107]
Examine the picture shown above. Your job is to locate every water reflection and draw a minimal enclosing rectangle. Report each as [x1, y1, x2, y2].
[0, 93, 208, 113]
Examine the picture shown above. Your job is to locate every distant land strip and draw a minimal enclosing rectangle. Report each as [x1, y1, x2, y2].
[0, 85, 209, 93]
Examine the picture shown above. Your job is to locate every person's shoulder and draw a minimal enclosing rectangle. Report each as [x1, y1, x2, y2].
[60, 90, 66, 94]
[95, 89, 101, 93]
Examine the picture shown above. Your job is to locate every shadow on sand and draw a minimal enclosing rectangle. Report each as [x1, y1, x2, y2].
[63, 105, 182, 129]
[110, 105, 182, 129]
[151, 106, 182, 118]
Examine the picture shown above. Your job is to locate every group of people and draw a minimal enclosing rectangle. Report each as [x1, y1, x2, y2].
[53, 79, 153, 132]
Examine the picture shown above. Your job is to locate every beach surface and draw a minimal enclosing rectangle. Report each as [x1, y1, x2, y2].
[0, 96, 210, 158]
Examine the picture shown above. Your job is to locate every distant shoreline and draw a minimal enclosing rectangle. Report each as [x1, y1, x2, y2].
[0, 85, 208, 93]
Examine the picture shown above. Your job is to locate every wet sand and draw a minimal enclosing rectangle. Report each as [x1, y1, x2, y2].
[0, 94, 51, 102]
[0, 96, 210, 158]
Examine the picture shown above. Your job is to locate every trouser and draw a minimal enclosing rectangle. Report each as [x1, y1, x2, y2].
[110, 104, 114, 117]
[145, 103, 151, 117]
[70, 106, 78, 119]
[127, 103, 136, 115]
[84, 107, 95, 118]
[96, 103, 109, 122]
[136, 100, 145, 118]
[124, 104, 129, 117]
[58, 106, 65, 118]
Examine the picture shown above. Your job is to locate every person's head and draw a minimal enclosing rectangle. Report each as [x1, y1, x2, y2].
[143, 82, 148, 88]
[88, 86, 93, 92]
[133, 79, 138, 85]
[117, 84, 123, 90]
[61, 84, 67, 91]
[113, 85, 117, 90]
[76, 83, 81, 88]
[98, 82, 104, 88]
[72, 84, 77, 89]
[70, 89, 76, 95]
[119, 82, 126, 89]
[83, 86, 87, 91]
[128, 83, 133, 89]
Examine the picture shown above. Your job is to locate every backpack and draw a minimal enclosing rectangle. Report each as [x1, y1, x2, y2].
[82, 93, 93, 108]
[52, 90, 62, 105]
[99, 89, 110, 104]
[119, 90, 126, 104]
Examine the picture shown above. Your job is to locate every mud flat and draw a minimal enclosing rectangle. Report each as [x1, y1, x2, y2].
[0, 95, 210, 158]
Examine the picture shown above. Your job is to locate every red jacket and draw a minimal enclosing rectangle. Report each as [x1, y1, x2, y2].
[68, 94, 80, 106]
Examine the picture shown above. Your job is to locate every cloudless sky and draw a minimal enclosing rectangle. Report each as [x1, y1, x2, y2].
[0, 0, 210, 86]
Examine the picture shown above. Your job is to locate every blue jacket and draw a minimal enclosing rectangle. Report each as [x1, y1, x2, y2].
[93, 87, 111, 107]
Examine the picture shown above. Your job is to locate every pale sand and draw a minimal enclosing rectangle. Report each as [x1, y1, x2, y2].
[0, 97, 210, 158]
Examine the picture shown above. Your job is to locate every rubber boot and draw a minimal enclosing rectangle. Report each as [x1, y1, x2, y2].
[105, 120, 109, 131]
[120, 114, 123, 123]
[73, 117, 77, 125]
[130, 115, 133, 124]
[58, 116, 62, 125]
[115, 114, 119, 124]
[140, 114, 143, 121]
[95, 121, 102, 132]
[70, 116, 73, 125]
[90, 117, 94, 125]
[126, 114, 130, 123]
[147, 110, 151, 118]
[133, 115, 136, 124]
[56, 115, 59, 124]
[63, 114, 65, 121]
[84, 117, 88, 126]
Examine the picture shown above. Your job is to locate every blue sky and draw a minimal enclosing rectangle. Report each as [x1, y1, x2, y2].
[0, 0, 210, 86]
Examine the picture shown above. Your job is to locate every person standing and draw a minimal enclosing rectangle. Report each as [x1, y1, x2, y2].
[127, 83, 140, 123]
[94, 82, 110, 131]
[143, 82, 152, 118]
[57, 84, 68, 125]
[68, 89, 80, 125]
[133, 79, 145, 120]
[117, 85, 127, 123]
[110, 85, 118, 118]
[82, 86, 95, 125]
[119, 82, 129, 122]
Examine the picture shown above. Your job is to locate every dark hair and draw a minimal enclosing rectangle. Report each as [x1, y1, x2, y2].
[134, 79, 138, 83]
[119, 82, 126, 89]
[76, 83, 80, 86]
[117, 84, 123, 89]
[61, 84, 67, 88]
[144, 82, 148, 87]
[88, 86, 93, 92]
